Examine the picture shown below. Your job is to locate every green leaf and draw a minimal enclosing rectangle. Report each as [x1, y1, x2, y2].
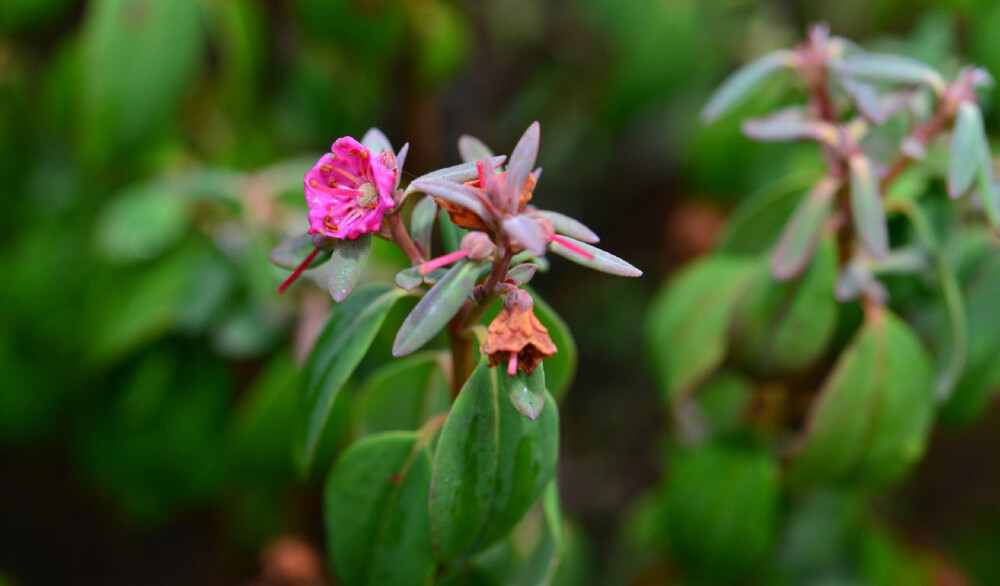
[430, 360, 559, 562]
[355, 353, 451, 436]
[732, 240, 839, 374]
[789, 312, 935, 488]
[410, 196, 438, 258]
[548, 236, 642, 277]
[328, 233, 373, 302]
[834, 53, 946, 93]
[665, 443, 780, 581]
[296, 285, 408, 473]
[96, 184, 189, 263]
[395, 267, 424, 291]
[502, 364, 547, 420]
[975, 135, 1000, 228]
[270, 233, 331, 270]
[393, 259, 480, 357]
[701, 50, 794, 122]
[403, 156, 507, 200]
[645, 256, 756, 400]
[771, 177, 839, 281]
[80, 0, 204, 158]
[717, 170, 816, 255]
[949, 102, 986, 198]
[849, 154, 889, 260]
[325, 432, 434, 586]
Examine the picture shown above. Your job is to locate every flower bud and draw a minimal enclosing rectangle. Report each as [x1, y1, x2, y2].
[461, 232, 497, 261]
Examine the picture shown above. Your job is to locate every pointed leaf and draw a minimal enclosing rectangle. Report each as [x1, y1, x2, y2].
[505, 263, 538, 286]
[790, 312, 935, 488]
[410, 196, 438, 257]
[506, 122, 540, 212]
[548, 236, 642, 277]
[361, 127, 393, 155]
[430, 360, 559, 562]
[269, 233, 331, 270]
[393, 260, 481, 356]
[296, 285, 407, 473]
[839, 77, 885, 124]
[848, 154, 889, 260]
[395, 267, 423, 291]
[325, 432, 434, 586]
[458, 134, 495, 164]
[741, 108, 837, 144]
[411, 178, 490, 224]
[502, 365, 546, 420]
[834, 53, 945, 93]
[531, 210, 599, 243]
[976, 135, 1000, 227]
[393, 143, 409, 192]
[771, 177, 839, 281]
[502, 216, 547, 256]
[328, 233, 372, 302]
[948, 102, 985, 198]
[701, 50, 794, 122]
[403, 156, 507, 198]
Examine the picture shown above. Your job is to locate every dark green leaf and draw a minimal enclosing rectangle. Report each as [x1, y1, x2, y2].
[329, 234, 373, 302]
[96, 184, 189, 263]
[325, 432, 434, 586]
[790, 312, 935, 487]
[393, 259, 480, 357]
[296, 285, 408, 473]
[701, 50, 794, 122]
[355, 354, 451, 436]
[430, 360, 559, 562]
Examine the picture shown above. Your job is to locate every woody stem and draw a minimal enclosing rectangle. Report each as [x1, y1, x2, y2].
[446, 302, 475, 399]
[387, 212, 424, 264]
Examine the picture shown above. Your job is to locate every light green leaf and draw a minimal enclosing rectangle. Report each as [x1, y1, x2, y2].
[849, 154, 889, 260]
[948, 102, 986, 198]
[328, 233, 372, 302]
[834, 53, 946, 93]
[502, 364, 546, 420]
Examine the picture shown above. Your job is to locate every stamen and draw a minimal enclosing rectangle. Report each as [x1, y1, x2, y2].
[309, 179, 360, 198]
[548, 234, 594, 259]
[476, 160, 485, 186]
[332, 167, 363, 185]
[418, 249, 470, 275]
[320, 164, 333, 173]
[507, 352, 518, 376]
[277, 247, 321, 293]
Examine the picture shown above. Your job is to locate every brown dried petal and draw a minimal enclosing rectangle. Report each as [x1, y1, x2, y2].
[436, 173, 536, 230]
[481, 304, 557, 375]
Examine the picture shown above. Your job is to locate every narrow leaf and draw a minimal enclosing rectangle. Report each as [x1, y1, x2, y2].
[403, 156, 507, 199]
[848, 154, 889, 260]
[839, 77, 885, 124]
[269, 232, 331, 270]
[361, 127, 393, 155]
[506, 122, 540, 212]
[834, 53, 946, 93]
[503, 215, 548, 256]
[393, 260, 481, 356]
[410, 196, 438, 257]
[430, 360, 559, 562]
[741, 108, 837, 145]
[502, 366, 546, 420]
[505, 263, 538, 285]
[948, 102, 985, 198]
[532, 210, 600, 243]
[771, 177, 839, 281]
[458, 134, 495, 164]
[325, 432, 434, 586]
[328, 233, 372, 302]
[976, 135, 1000, 227]
[701, 50, 794, 122]
[411, 178, 490, 224]
[548, 236, 642, 277]
[296, 285, 407, 473]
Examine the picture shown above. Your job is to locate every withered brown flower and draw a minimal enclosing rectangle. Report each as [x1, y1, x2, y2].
[437, 172, 536, 231]
[480, 294, 557, 376]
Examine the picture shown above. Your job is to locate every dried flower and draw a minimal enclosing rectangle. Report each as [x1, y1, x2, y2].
[481, 290, 557, 376]
[304, 137, 396, 240]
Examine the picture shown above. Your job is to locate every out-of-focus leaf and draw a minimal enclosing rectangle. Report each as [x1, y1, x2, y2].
[228, 352, 298, 481]
[531, 210, 600, 243]
[355, 354, 450, 436]
[645, 256, 755, 400]
[858, 520, 935, 586]
[96, 185, 189, 263]
[430, 359, 559, 562]
[270, 233, 331, 270]
[741, 108, 837, 144]
[414, 0, 470, 85]
[403, 156, 507, 199]
[776, 491, 861, 579]
[395, 267, 423, 291]
[506, 263, 538, 286]
[771, 177, 839, 281]
[834, 53, 946, 93]
[733, 240, 839, 374]
[665, 443, 780, 581]
[848, 154, 889, 260]
[503, 216, 547, 256]
[458, 135, 494, 164]
[80, 0, 204, 158]
[361, 127, 393, 154]
[790, 311, 934, 488]
[718, 170, 817, 255]
[976, 138, 1000, 227]
[839, 76, 885, 124]
[328, 234, 372, 303]
[296, 285, 408, 474]
[506, 122, 540, 211]
[325, 432, 434, 586]
[294, 0, 405, 60]
[502, 364, 547, 420]
[701, 50, 794, 122]
[0, 0, 74, 32]
[548, 236, 641, 277]
[410, 196, 438, 257]
[393, 260, 480, 357]
[948, 102, 986, 198]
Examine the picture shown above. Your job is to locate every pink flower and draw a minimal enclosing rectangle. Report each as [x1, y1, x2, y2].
[304, 137, 396, 240]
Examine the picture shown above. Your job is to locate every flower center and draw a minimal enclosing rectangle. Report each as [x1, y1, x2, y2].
[358, 182, 380, 209]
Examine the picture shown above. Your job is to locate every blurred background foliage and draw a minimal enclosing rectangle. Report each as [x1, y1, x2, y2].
[3, 0, 1000, 584]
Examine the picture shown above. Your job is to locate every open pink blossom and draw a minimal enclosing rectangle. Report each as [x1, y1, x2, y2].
[304, 137, 396, 240]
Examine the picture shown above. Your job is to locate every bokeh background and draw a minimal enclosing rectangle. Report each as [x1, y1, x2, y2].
[3, 0, 1000, 584]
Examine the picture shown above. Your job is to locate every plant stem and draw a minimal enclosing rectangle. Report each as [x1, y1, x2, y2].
[880, 104, 954, 193]
[387, 212, 424, 264]
[446, 302, 475, 398]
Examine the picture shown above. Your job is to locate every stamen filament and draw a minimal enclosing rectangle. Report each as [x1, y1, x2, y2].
[418, 249, 470, 275]
[507, 352, 518, 376]
[548, 234, 594, 259]
[277, 247, 321, 293]
[332, 167, 363, 185]
[309, 180, 361, 198]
